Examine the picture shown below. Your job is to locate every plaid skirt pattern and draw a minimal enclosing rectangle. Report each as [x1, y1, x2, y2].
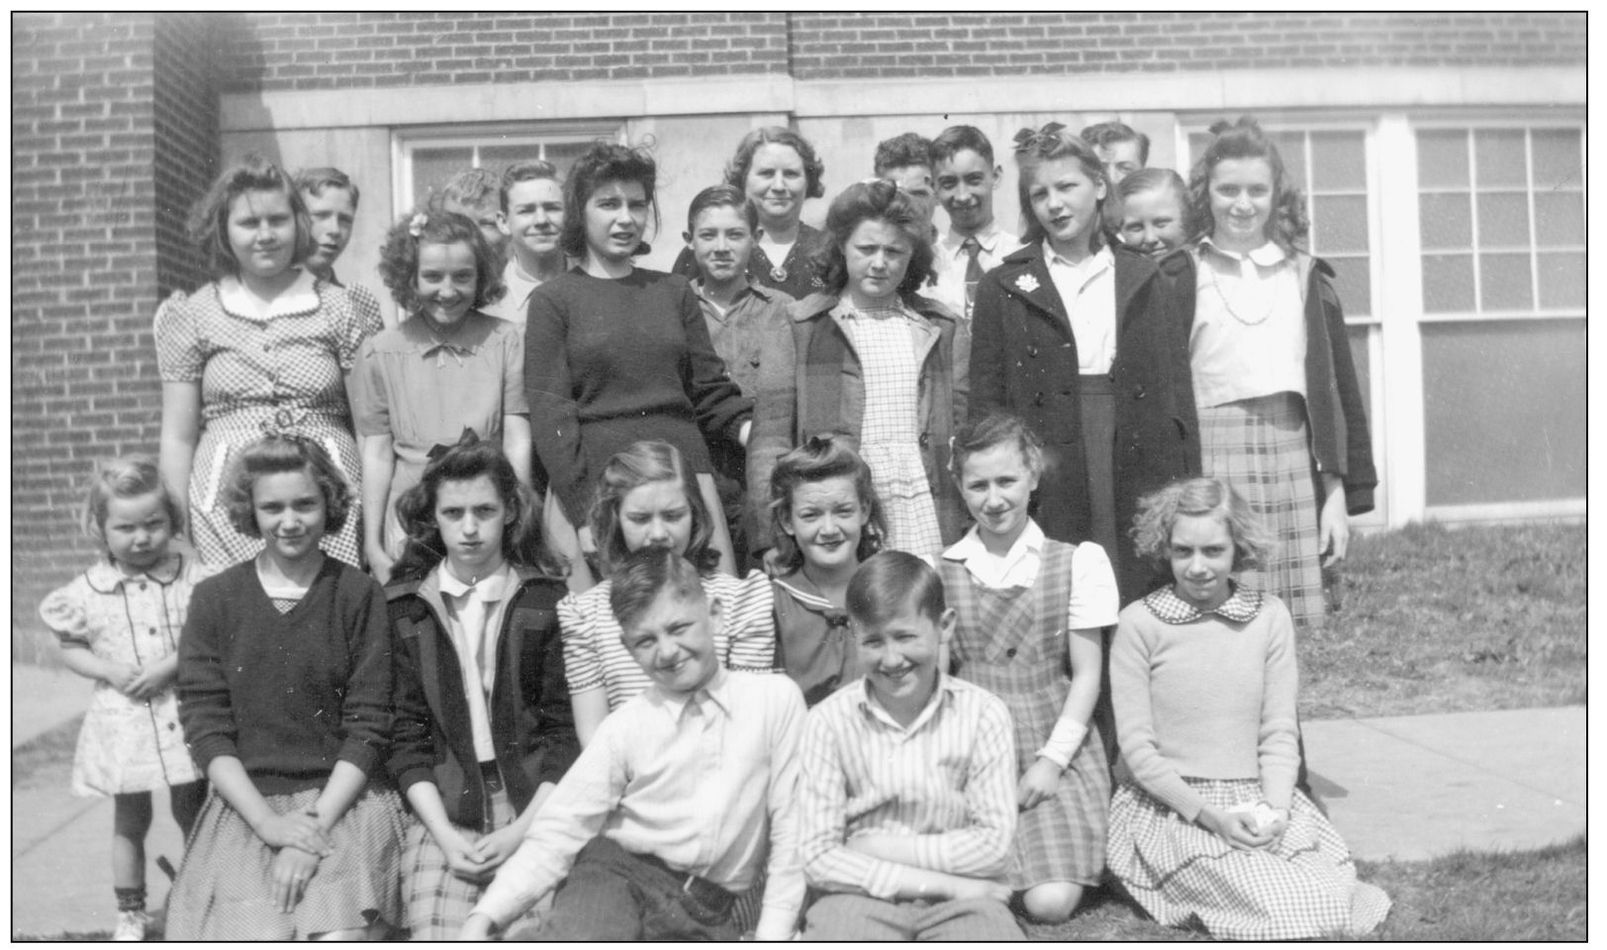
[402, 787, 553, 939]
[166, 784, 406, 939]
[1107, 778, 1390, 940]
[1198, 392, 1325, 631]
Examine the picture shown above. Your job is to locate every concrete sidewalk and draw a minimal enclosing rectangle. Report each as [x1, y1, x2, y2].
[7, 660, 1588, 937]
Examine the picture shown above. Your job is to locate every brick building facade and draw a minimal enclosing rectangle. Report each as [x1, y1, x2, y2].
[11, 12, 1586, 656]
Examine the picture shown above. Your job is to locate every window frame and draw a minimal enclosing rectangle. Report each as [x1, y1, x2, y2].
[389, 120, 624, 216]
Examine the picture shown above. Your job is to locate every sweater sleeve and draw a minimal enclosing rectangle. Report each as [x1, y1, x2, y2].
[525, 286, 590, 527]
[386, 606, 439, 795]
[1110, 605, 1209, 821]
[1257, 600, 1302, 810]
[176, 574, 239, 771]
[743, 303, 801, 554]
[1320, 277, 1377, 515]
[336, 572, 394, 776]
[677, 278, 753, 447]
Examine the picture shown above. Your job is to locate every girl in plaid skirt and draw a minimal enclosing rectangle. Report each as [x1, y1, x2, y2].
[1106, 477, 1388, 939]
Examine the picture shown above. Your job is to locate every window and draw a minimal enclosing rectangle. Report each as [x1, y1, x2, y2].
[1415, 125, 1584, 316]
[391, 122, 622, 213]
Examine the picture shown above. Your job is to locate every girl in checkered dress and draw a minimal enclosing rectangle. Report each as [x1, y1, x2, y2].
[1105, 477, 1389, 939]
[937, 413, 1115, 923]
[155, 154, 382, 570]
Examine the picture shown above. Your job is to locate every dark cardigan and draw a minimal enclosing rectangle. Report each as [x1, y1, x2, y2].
[1158, 247, 1378, 516]
[386, 568, 579, 832]
[970, 243, 1200, 604]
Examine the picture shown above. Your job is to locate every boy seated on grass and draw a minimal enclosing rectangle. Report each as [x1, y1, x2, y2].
[795, 551, 1025, 941]
[460, 547, 807, 940]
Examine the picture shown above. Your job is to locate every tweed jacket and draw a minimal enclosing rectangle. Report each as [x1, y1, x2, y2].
[971, 242, 1199, 603]
[1162, 246, 1377, 515]
[387, 566, 579, 832]
[747, 290, 970, 553]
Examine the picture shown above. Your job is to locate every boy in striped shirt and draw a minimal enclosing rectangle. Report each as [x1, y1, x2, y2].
[795, 551, 1025, 940]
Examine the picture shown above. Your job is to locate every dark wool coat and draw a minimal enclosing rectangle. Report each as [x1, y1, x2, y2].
[387, 568, 579, 832]
[970, 243, 1199, 604]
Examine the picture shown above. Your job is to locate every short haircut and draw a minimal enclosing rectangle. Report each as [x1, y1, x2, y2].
[559, 142, 659, 260]
[187, 153, 313, 280]
[389, 431, 562, 584]
[435, 167, 501, 212]
[1081, 120, 1151, 167]
[588, 440, 721, 578]
[293, 166, 361, 209]
[873, 132, 934, 177]
[1187, 115, 1309, 251]
[930, 124, 995, 168]
[221, 435, 352, 539]
[722, 126, 827, 200]
[766, 436, 886, 574]
[80, 454, 184, 544]
[846, 550, 946, 628]
[949, 411, 1046, 482]
[686, 183, 758, 235]
[1130, 476, 1276, 572]
[1111, 166, 1192, 237]
[609, 546, 706, 633]
[377, 208, 507, 314]
[499, 160, 561, 214]
[813, 179, 935, 296]
[1012, 123, 1108, 253]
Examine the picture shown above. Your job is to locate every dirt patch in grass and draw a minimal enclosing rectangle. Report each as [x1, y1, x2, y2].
[1300, 522, 1584, 719]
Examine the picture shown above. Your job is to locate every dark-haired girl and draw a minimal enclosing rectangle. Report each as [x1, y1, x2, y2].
[384, 435, 578, 939]
[168, 436, 402, 939]
[526, 142, 751, 590]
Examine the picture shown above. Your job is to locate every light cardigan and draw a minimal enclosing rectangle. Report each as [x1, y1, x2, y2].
[1110, 587, 1300, 821]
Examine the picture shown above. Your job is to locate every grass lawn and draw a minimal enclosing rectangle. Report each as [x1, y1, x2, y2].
[1298, 522, 1584, 719]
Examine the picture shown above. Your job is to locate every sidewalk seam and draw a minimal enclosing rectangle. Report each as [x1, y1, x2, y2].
[1347, 718, 1585, 808]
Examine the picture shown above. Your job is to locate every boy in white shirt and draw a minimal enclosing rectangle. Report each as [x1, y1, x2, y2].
[929, 126, 1023, 323]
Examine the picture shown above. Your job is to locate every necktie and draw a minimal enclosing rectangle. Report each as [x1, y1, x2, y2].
[962, 237, 983, 318]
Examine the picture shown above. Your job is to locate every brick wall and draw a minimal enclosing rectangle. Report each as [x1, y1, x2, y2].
[787, 12, 1587, 77]
[11, 13, 217, 660]
[216, 12, 790, 91]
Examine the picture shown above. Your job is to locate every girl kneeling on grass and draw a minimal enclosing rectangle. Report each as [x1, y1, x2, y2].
[1106, 476, 1389, 940]
[168, 435, 404, 940]
[39, 456, 214, 941]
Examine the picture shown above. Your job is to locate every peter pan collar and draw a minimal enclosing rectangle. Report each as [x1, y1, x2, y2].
[1144, 585, 1264, 625]
[84, 553, 186, 594]
[1198, 236, 1289, 269]
[216, 268, 320, 321]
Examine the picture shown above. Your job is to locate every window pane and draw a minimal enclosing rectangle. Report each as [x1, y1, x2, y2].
[1312, 195, 1369, 254]
[1417, 130, 1469, 188]
[1325, 255, 1372, 317]
[1476, 192, 1530, 248]
[1479, 252, 1533, 311]
[1187, 132, 1211, 168]
[1346, 323, 1373, 426]
[412, 147, 474, 207]
[1421, 253, 1474, 313]
[1419, 192, 1471, 249]
[1530, 129, 1582, 190]
[1473, 129, 1526, 188]
[1533, 191, 1584, 247]
[478, 144, 540, 173]
[1537, 252, 1585, 309]
[1272, 132, 1307, 192]
[543, 141, 596, 179]
[1311, 132, 1366, 191]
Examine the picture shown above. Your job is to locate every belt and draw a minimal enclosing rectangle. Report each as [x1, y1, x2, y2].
[633, 850, 737, 916]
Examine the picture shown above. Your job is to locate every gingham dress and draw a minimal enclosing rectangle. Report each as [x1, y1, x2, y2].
[1198, 391, 1325, 630]
[1108, 778, 1390, 939]
[940, 541, 1110, 889]
[841, 304, 943, 558]
[154, 272, 381, 568]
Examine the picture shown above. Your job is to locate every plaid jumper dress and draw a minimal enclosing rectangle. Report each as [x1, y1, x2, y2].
[940, 540, 1110, 889]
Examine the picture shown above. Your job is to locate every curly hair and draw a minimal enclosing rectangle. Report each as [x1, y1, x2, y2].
[873, 132, 934, 178]
[766, 436, 886, 575]
[588, 441, 721, 579]
[221, 435, 352, 539]
[930, 124, 996, 168]
[388, 433, 562, 584]
[812, 179, 935, 297]
[1187, 115, 1310, 252]
[433, 167, 501, 213]
[188, 153, 312, 280]
[723, 126, 827, 201]
[293, 166, 360, 209]
[79, 454, 185, 544]
[1080, 120, 1151, 167]
[1012, 124, 1109, 253]
[948, 411, 1047, 482]
[559, 141, 659, 260]
[1129, 477, 1276, 573]
[685, 184, 758, 236]
[499, 160, 561, 214]
[377, 209, 506, 316]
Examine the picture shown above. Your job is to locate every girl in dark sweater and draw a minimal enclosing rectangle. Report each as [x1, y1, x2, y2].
[169, 435, 403, 940]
